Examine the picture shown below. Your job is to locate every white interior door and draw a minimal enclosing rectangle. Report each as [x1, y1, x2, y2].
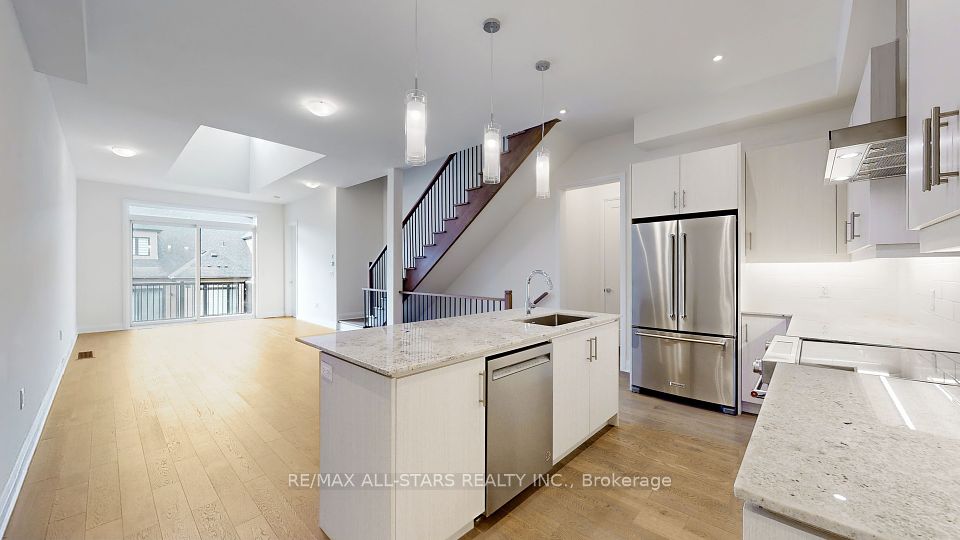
[286, 222, 298, 317]
[601, 198, 621, 314]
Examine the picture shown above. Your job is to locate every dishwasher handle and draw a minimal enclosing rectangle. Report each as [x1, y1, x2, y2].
[491, 355, 550, 381]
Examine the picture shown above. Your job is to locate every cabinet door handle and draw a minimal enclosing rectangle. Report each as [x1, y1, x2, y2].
[478, 372, 485, 405]
[592, 337, 598, 361]
[673, 191, 678, 209]
[744, 323, 749, 342]
[925, 106, 959, 191]
[681, 190, 687, 208]
[843, 221, 851, 244]
[746, 232, 752, 251]
[849, 212, 861, 240]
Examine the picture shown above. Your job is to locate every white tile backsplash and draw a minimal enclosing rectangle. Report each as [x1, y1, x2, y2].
[744, 257, 960, 350]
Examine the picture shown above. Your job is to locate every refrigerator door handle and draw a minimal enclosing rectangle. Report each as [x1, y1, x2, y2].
[634, 331, 726, 348]
[669, 233, 676, 319]
[679, 232, 687, 319]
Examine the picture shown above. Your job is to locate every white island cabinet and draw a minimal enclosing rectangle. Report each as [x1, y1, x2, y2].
[302, 309, 621, 540]
[553, 322, 619, 464]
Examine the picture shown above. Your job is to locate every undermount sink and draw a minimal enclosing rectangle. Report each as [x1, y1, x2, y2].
[519, 313, 593, 327]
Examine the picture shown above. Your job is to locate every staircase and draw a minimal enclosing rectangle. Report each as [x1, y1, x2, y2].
[363, 119, 558, 326]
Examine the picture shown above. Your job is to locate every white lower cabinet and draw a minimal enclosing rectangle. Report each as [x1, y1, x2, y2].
[395, 357, 486, 540]
[552, 322, 619, 463]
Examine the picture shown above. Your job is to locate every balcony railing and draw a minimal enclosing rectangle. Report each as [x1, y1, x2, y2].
[132, 280, 250, 323]
[362, 288, 512, 327]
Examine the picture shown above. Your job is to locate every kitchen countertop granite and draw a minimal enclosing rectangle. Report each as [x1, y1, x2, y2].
[735, 363, 960, 539]
[297, 308, 619, 378]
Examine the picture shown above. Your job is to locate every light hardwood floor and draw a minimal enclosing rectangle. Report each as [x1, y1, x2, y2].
[4, 318, 756, 540]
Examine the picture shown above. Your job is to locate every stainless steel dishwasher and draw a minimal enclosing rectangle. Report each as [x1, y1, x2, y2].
[485, 342, 553, 516]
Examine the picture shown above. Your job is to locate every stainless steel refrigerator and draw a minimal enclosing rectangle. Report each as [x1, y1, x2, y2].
[630, 213, 737, 412]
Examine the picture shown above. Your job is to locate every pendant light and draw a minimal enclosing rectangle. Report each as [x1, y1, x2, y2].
[482, 18, 501, 184]
[404, 0, 427, 166]
[535, 60, 551, 199]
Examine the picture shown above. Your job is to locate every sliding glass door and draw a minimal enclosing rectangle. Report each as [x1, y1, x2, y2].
[199, 227, 254, 317]
[129, 210, 256, 326]
[131, 222, 197, 324]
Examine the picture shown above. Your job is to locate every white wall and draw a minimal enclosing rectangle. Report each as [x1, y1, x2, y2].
[284, 186, 338, 327]
[561, 182, 621, 312]
[0, 0, 77, 528]
[402, 157, 444, 215]
[335, 178, 385, 319]
[76, 180, 286, 332]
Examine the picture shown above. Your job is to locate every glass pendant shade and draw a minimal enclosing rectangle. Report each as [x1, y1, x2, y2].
[535, 148, 550, 198]
[482, 122, 502, 184]
[404, 89, 427, 166]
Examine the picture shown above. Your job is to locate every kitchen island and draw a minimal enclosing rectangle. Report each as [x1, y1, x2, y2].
[298, 308, 620, 540]
[735, 363, 960, 539]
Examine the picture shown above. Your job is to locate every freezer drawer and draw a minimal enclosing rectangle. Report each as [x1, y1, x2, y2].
[631, 329, 735, 407]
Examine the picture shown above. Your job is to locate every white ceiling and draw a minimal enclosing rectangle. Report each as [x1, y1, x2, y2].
[24, 0, 857, 202]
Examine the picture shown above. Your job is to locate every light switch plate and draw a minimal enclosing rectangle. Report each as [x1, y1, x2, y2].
[321, 361, 333, 382]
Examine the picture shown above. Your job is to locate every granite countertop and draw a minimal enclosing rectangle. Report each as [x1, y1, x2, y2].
[735, 363, 960, 539]
[296, 308, 619, 378]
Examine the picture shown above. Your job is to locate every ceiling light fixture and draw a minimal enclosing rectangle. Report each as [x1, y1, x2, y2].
[838, 152, 861, 159]
[713, 55, 724, 62]
[482, 18, 502, 184]
[404, 0, 427, 166]
[305, 100, 338, 117]
[110, 145, 138, 158]
[301, 180, 323, 189]
[559, 108, 567, 115]
[535, 60, 551, 199]
[833, 175, 851, 182]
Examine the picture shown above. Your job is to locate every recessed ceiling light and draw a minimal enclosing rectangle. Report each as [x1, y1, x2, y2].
[305, 100, 338, 117]
[713, 55, 724, 62]
[273, 195, 281, 199]
[559, 108, 567, 115]
[301, 180, 323, 189]
[833, 175, 851, 181]
[833, 494, 847, 502]
[838, 152, 860, 159]
[110, 145, 138, 157]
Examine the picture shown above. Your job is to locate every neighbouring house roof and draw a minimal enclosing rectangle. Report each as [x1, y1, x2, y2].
[133, 227, 252, 281]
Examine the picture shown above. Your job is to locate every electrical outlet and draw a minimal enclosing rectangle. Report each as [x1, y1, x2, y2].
[19, 389, 24, 410]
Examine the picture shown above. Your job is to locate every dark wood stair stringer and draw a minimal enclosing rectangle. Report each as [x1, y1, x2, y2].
[402, 119, 559, 291]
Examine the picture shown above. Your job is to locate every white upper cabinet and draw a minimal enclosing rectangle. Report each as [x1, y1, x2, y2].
[679, 144, 740, 214]
[631, 156, 680, 218]
[744, 138, 846, 262]
[907, 0, 960, 229]
[631, 144, 740, 219]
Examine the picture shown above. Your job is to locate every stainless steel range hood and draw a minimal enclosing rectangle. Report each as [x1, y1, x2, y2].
[824, 39, 906, 184]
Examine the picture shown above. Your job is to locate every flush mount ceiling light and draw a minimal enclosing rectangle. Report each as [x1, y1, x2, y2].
[559, 108, 567, 115]
[305, 99, 338, 117]
[110, 145, 138, 157]
[482, 18, 502, 184]
[713, 54, 724, 62]
[301, 180, 323, 189]
[838, 152, 861, 159]
[404, 0, 427, 166]
[535, 60, 551, 199]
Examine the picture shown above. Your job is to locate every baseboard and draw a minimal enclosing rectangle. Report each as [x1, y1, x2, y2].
[257, 310, 285, 319]
[337, 311, 364, 321]
[0, 334, 75, 537]
[78, 323, 123, 334]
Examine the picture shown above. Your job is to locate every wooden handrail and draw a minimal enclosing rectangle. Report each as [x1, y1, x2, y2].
[367, 245, 387, 288]
[399, 289, 511, 303]
[402, 152, 456, 226]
